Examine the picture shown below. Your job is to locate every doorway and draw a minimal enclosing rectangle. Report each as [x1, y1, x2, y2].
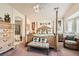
[15, 20, 22, 45]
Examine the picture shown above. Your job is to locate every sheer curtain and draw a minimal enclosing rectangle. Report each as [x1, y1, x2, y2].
[76, 18, 79, 33]
[67, 20, 73, 32]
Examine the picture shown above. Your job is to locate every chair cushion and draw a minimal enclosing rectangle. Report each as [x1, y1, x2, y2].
[65, 40, 77, 45]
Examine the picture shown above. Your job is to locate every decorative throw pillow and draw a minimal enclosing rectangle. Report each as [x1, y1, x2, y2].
[33, 37, 36, 42]
[42, 38, 45, 42]
[67, 36, 75, 41]
[40, 38, 47, 43]
[44, 38, 47, 43]
[36, 38, 39, 42]
[40, 38, 43, 42]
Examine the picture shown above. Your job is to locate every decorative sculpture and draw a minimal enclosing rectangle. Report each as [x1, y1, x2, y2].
[4, 13, 10, 22]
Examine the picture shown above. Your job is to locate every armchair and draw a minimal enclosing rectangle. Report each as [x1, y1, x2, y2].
[63, 33, 78, 50]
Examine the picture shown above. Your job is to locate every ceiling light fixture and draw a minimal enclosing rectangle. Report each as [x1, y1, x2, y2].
[33, 4, 39, 13]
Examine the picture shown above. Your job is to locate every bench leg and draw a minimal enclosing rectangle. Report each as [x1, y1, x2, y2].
[27, 46, 30, 51]
[46, 49, 49, 55]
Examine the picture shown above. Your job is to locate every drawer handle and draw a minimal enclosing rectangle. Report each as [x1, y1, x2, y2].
[3, 29, 8, 32]
[3, 40, 7, 42]
[3, 34, 7, 37]
[0, 47, 2, 49]
[8, 43, 11, 46]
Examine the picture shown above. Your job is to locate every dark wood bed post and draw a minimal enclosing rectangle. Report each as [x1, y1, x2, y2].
[54, 7, 59, 50]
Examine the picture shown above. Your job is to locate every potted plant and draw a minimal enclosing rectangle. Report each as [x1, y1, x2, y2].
[4, 13, 10, 22]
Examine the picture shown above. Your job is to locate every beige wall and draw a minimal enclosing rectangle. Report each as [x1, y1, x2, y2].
[63, 4, 79, 32]
[64, 4, 79, 18]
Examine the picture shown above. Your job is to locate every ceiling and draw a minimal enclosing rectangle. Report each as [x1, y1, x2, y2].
[9, 3, 72, 22]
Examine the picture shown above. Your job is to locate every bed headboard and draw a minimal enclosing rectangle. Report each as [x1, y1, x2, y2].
[36, 26, 52, 34]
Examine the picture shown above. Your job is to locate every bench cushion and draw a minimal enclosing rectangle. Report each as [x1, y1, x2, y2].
[28, 42, 49, 48]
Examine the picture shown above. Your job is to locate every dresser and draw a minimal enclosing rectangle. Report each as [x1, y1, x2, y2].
[0, 22, 14, 54]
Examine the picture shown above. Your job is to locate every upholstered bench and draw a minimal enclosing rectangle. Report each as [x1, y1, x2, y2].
[27, 37, 49, 55]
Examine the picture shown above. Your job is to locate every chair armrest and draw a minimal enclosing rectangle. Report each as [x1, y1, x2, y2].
[76, 38, 79, 43]
[64, 36, 68, 39]
[63, 37, 66, 47]
[63, 37, 68, 47]
[63, 37, 67, 42]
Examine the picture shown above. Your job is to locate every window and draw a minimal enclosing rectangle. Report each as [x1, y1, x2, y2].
[76, 18, 79, 33]
[67, 20, 73, 32]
